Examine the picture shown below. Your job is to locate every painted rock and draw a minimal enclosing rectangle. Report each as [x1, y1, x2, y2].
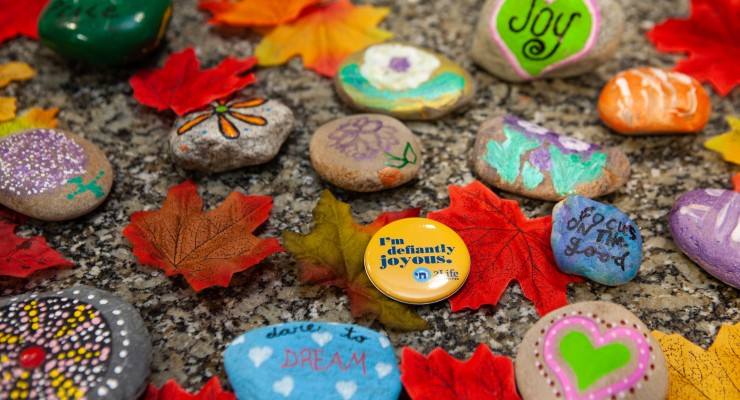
[669, 189, 740, 288]
[169, 97, 294, 173]
[0, 286, 152, 400]
[0, 128, 113, 221]
[598, 68, 711, 135]
[472, 0, 624, 82]
[335, 43, 475, 120]
[472, 116, 630, 201]
[310, 114, 422, 192]
[552, 196, 642, 285]
[38, 0, 171, 66]
[515, 301, 668, 400]
[224, 321, 401, 400]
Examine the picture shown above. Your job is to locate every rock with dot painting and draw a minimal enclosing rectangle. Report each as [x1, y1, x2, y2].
[471, 0, 624, 82]
[309, 114, 422, 192]
[669, 189, 740, 288]
[169, 97, 294, 173]
[472, 116, 630, 201]
[334, 43, 475, 120]
[224, 321, 400, 400]
[0, 286, 152, 400]
[598, 68, 711, 135]
[0, 128, 113, 221]
[515, 301, 668, 400]
[551, 196, 643, 286]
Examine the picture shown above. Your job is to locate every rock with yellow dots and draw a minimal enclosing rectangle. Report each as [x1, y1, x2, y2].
[0, 286, 151, 399]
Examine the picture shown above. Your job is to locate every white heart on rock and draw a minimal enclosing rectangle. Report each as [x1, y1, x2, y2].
[335, 381, 357, 400]
[375, 362, 393, 379]
[248, 346, 273, 368]
[378, 336, 390, 348]
[273, 376, 294, 397]
[311, 332, 333, 347]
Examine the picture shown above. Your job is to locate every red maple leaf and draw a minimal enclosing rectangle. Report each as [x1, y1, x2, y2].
[400, 344, 521, 400]
[122, 180, 283, 291]
[129, 48, 258, 116]
[647, 0, 740, 96]
[427, 181, 583, 316]
[144, 377, 236, 400]
[0, 0, 49, 45]
[0, 206, 73, 278]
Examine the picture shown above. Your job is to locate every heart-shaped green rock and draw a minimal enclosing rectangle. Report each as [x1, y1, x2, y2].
[38, 0, 172, 66]
[493, 0, 598, 78]
[559, 331, 631, 390]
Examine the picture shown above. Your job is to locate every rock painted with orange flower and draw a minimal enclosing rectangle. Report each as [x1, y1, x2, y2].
[310, 114, 422, 192]
[598, 68, 711, 135]
[168, 96, 294, 172]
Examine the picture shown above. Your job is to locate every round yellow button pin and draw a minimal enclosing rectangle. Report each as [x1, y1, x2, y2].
[364, 218, 470, 304]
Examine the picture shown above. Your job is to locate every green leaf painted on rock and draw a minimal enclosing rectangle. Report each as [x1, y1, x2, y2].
[549, 146, 607, 195]
[483, 126, 540, 184]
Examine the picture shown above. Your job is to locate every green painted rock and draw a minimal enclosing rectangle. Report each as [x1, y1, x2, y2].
[38, 0, 172, 66]
[471, 0, 624, 81]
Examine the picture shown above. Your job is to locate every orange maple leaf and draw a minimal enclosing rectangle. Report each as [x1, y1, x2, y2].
[123, 180, 283, 291]
[255, 0, 392, 77]
[199, 0, 321, 27]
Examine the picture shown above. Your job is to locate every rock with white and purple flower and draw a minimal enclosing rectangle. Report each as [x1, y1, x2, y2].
[472, 116, 630, 201]
[0, 128, 113, 221]
[309, 114, 422, 192]
[335, 43, 475, 120]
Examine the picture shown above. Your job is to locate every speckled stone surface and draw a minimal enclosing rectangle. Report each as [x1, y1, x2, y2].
[0, 0, 738, 393]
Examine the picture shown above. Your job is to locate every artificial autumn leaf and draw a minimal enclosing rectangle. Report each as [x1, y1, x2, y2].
[282, 190, 428, 331]
[647, 0, 740, 96]
[129, 48, 258, 116]
[199, 0, 322, 27]
[144, 377, 236, 400]
[427, 181, 583, 316]
[0, 97, 15, 122]
[401, 344, 521, 400]
[733, 172, 740, 192]
[705, 116, 740, 165]
[0, 206, 73, 278]
[0, 61, 36, 88]
[0, 107, 59, 138]
[122, 180, 283, 291]
[652, 323, 740, 400]
[255, 0, 392, 77]
[0, 0, 49, 45]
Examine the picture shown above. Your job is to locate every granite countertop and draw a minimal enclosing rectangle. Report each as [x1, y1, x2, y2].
[1, 0, 738, 393]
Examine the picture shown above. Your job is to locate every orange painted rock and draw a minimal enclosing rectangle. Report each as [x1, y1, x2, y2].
[598, 68, 711, 135]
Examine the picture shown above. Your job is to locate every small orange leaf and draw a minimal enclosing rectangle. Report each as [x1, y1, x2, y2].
[199, 0, 322, 27]
[652, 323, 740, 400]
[0, 97, 16, 122]
[255, 0, 392, 77]
[123, 180, 284, 291]
[0, 107, 58, 138]
[0, 61, 36, 88]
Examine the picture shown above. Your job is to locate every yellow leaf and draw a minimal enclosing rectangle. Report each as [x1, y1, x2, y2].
[0, 107, 59, 138]
[0, 62, 36, 88]
[0, 97, 16, 122]
[652, 323, 740, 400]
[255, 0, 392, 77]
[705, 116, 740, 166]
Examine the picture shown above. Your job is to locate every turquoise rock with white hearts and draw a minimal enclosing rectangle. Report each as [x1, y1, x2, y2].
[551, 195, 642, 285]
[224, 322, 400, 400]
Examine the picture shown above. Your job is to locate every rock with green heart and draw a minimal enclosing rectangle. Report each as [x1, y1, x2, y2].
[515, 301, 668, 400]
[37, 0, 172, 66]
[472, 0, 624, 82]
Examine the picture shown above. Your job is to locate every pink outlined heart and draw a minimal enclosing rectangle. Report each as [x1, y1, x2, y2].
[489, 0, 601, 80]
[543, 316, 651, 400]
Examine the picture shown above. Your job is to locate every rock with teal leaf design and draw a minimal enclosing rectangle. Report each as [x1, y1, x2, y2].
[334, 43, 475, 120]
[472, 116, 629, 201]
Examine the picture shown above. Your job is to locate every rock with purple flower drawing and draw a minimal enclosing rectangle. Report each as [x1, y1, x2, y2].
[309, 114, 423, 192]
[0, 128, 113, 221]
[472, 116, 630, 201]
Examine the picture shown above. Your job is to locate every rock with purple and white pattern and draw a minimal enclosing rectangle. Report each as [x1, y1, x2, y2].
[670, 189, 740, 288]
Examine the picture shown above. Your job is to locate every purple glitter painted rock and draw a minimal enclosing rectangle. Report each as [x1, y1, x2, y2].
[0, 128, 113, 221]
[670, 189, 740, 288]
